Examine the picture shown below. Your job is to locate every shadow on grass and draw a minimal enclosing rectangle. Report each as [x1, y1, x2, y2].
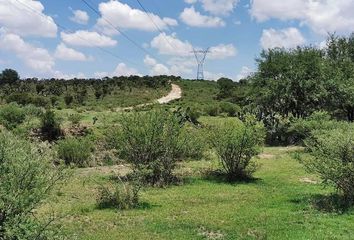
[96, 201, 160, 211]
[202, 169, 261, 185]
[291, 194, 353, 214]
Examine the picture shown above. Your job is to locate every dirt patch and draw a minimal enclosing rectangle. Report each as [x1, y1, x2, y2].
[258, 153, 275, 159]
[198, 226, 225, 240]
[78, 164, 131, 177]
[299, 177, 319, 184]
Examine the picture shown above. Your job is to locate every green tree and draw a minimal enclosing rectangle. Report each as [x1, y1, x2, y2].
[0, 69, 19, 85]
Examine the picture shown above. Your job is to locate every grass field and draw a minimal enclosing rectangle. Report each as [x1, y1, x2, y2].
[41, 146, 354, 240]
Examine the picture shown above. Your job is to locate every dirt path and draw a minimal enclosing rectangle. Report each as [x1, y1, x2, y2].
[118, 83, 182, 111]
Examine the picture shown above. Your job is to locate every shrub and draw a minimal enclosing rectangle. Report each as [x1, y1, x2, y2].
[209, 117, 265, 181]
[68, 113, 82, 126]
[0, 103, 26, 130]
[40, 110, 62, 141]
[64, 94, 74, 106]
[57, 137, 93, 167]
[204, 104, 220, 116]
[0, 131, 65, 239]
[301, 125, 354, 204]
[116, 110, 185, 186]
[219, 102, 240, 117]
[96, 179, 141, 210]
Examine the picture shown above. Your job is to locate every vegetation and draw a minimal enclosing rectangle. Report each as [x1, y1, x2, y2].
[209, 117, 265, 181]
[0, 131, 65, 240]
[1, 32, 354, 239]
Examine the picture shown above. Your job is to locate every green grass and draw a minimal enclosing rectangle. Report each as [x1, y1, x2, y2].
[42, 147, 354, 240]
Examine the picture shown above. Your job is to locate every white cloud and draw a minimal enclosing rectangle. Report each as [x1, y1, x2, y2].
[260, 28, 306, 49]
[54, 43, 92, 61]
[204, 71, 226, 80]
[209, 44, 237, 59]
[144, 55, 170, 76]
[151, 33, 193, 57]
[70, 9, 89, 25]
[96, 0, 177, 34]
[53, 71, 86, 80]
[184, 0, 239, 15]
[0, 0, 57, 37]
[236, 66, 253, 81]
[61, 30, 117, 47]
[250, 0, 354, 35]
[0, 32, 54, 73]
[94, 63, 140, 78]
[180, 7, 225, 27]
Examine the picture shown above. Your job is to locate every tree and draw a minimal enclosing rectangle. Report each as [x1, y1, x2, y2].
[0, 69, 19, 85]
[217, 77, 235, 99]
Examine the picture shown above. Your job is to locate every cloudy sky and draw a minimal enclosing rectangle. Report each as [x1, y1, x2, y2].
[0, 0, 353, 80]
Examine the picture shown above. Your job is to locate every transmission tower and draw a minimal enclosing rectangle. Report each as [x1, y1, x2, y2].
[191, 48, 210, 80]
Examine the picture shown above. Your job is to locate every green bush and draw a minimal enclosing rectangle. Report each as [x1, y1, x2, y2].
[219, 102, 240, 117]
[116, 110, 185, 186]
[0, 103, 26, 130]
[204, 104, 220, 116]
[40, 110, 62, 141]
[68, 113, 82, 126]
[301, 125, 354, 204]
[0, 131, 65, 239]
[209, 117, 265, 181]
[96, 179, 141, 210]
[57, 137, 93, 167]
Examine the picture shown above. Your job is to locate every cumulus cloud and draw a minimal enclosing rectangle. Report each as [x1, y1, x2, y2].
[96, 0, 177, 34]
[144, 55, 170, 76]
[0, 31, 54, 73]
[209, 44, 237, 59]
[180, 6, 225, 27]
[94, 63, 140, 78]
[54, 43, 92, 61]
[260, 28, 306, 49]
[0, 0, 57, 37]
[61, 30, 117, 47]
[250, 0, 354, 35]
[70, 9, 89, 25]
[236, 66, 253, 81]
[184, 0, 239, 16]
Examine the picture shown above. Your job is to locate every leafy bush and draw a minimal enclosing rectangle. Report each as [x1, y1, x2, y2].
[57, 137, 93, 167]
[209, 117, 265, 181]
[68, 113, 82, 126]
[204, 104, 220, 116]
[0, 103, 26, 130]
[219, 102, 240, 117]
[96, 179, 141, 210]
[0, 131, 65, 239]
[301, 125, 354, 205]
[116, 110, 185, 186]
[40, 110, 62, 141]
[64, 94, 74, 106]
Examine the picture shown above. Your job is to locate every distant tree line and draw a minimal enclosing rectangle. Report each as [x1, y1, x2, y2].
[0, 71, 180, 108]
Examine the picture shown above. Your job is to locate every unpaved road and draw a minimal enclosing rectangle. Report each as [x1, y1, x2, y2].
[157, 84, 182, 104]
[118, 83, 182, 111]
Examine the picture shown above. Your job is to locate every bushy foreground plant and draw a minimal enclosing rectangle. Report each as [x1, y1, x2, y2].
[116, 110, 186, 186]
[0, 131, 65, 239]
[57, 137, 93, 167]
[301, 125, 354, 205]
[209, 117, 265, 181]
[0, 103, 26, 130]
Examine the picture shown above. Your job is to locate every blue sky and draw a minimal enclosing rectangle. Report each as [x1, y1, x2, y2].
[0, 0, 353, 80]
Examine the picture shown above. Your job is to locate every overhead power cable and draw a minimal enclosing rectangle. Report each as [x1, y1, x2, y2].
[80, 0, 164, 62]
[11, 0, 139, 67]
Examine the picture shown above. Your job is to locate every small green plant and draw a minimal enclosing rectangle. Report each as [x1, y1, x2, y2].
[0, 103, 26, 130]
[0, 131, 65, 239]
[40, 110, 62, 141]
[96, 178, 141, 210]
[209, 117, 265, 181]
[68, 113, 82, 126]
[57, 137, 93, 167]
[301, 125, 354, 205]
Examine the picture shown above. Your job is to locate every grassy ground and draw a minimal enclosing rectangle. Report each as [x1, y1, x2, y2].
[42, 147, 354, 240]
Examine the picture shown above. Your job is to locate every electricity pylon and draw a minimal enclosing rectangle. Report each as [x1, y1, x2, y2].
[191, 48, 210, 80]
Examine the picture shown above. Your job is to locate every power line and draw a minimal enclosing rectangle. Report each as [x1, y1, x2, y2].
[135, 0, 177, 50]
[11, 0, 139, 67]
[80, 0, 164, 62]
[191, 48, 210, 80]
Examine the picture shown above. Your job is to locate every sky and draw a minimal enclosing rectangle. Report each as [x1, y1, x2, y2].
[0, 0, 354, 80]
